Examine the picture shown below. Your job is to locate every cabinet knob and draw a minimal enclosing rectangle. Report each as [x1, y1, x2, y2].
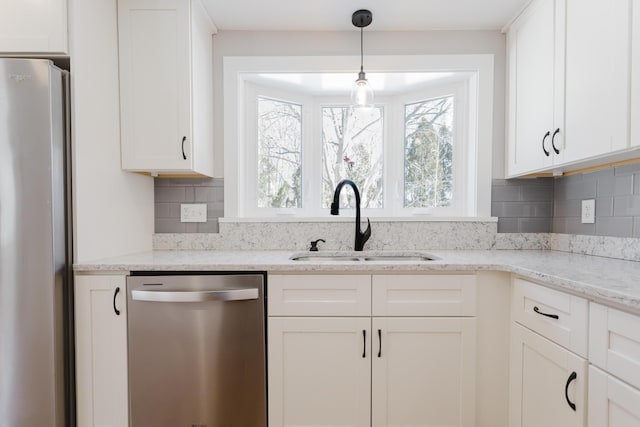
[181, 136, 187, 160]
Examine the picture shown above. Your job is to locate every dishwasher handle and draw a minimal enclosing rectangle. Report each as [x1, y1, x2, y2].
[131, 288, 259, 303]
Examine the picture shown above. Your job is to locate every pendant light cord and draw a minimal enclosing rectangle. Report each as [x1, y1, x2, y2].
[360, 27, 364, 73]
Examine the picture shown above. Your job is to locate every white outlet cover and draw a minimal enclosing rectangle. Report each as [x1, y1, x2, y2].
[180, 204, 207, 223]
[581, 199, 595, 224]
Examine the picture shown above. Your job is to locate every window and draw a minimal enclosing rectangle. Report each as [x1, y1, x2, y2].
[404, 95, 455, 209]
[225, 55, 494, 218]
[256, 97, 302, 208]
[322, 106, 384, 209]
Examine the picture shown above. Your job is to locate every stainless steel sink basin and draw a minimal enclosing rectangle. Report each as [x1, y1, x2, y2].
[290, 255, 361, 262]
[290, 252, 437, 262]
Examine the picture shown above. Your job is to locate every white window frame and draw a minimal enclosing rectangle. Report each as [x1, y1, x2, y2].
[396, 80, 469, 217]
[224, 55, 494, 219]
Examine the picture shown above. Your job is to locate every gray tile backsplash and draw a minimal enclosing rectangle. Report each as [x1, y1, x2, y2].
[154, 178, 224, 233]
[491, 178, 554, 233]
[491, 162, 640, 237]
[155, 164, 640, 239]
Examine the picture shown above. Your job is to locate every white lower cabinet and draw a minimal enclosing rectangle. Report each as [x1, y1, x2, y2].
[588, 366, 640, 427]
[509, 323, 587, 427]
[268, 317, 372, 427]
[75, 274, 129, 427]
[268, 273, 477, 427]
[371, 317, 476, 427]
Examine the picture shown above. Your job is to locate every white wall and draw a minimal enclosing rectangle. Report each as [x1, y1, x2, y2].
[212, 30, 507, 179]
[69, 0, 153, 262]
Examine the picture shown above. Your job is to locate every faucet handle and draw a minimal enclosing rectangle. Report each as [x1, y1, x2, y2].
[362, 218, 371, 243]
[310, 239, 326, 252]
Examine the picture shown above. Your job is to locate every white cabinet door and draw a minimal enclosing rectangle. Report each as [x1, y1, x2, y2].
[589, 366, 640, 427]
[75, 275, 128, 427]
[0, 0, 67, 53]
[509, 323, 587, 427]
[563, 0, 631, 161]
[371, 317, 476, 427]
[118, 0, 214, 176]
[268, 317, 371, 427]
[631, 1, 640, 148]
[507, 0, 564, 176]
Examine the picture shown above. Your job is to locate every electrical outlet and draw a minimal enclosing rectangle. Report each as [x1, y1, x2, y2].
[180, 204, 207, 223]
[581, 199, 595, 224]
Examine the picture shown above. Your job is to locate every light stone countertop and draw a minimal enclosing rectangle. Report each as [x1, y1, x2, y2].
[75, 249, 640, 314]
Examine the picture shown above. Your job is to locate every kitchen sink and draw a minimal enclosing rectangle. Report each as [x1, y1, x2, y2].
[290, 252, 437, 262]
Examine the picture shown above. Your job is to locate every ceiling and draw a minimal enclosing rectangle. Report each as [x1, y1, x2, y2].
[201, 0, 530, 32]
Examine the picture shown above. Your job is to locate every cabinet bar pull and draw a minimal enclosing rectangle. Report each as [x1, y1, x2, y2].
[533, 306, 559, 319]
[551, 128, 561, 154]
[377, 329, 382, 358]
[113, 287, 121, 316]
[541, 131, 551, 156]
[565, 371, 577, 411]
[362, 330, 366, 358]
[181, 136, 187, 160]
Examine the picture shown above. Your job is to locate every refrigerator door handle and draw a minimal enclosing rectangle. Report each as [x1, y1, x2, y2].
[131, 288, 259, 303]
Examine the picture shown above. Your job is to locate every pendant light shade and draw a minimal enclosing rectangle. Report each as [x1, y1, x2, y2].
[351, 9, 373, 108]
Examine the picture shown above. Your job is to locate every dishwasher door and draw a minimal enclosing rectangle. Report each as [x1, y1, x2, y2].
[126, 273, 266, 427]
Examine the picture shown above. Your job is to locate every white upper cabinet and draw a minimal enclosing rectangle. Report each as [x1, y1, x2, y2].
[563, 0, 631, 162]
[118, 0, 215, 177]
[506, 0, 639, 176]
[0, 0, 68, 54]
[506, 0, 565, 176]
[632, 2, 640, 148]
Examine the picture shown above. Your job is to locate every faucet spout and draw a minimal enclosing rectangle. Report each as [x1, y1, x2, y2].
[330, 179, 372, 251]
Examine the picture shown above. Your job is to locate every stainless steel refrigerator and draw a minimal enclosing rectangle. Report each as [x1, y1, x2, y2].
[0, 58, 73, 426]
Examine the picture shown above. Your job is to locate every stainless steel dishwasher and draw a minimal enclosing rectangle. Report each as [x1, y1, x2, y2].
[126, 272, 266, 427]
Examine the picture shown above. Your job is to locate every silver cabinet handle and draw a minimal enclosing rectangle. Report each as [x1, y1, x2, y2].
[131, 288, 258, 302]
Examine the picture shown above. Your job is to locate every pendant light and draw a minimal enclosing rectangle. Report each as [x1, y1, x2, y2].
[350, 9, 374, 108]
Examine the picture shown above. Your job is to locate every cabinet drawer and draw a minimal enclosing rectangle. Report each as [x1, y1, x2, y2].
[511, 277, 588, 357]
[372, 274, 476, 316]
[590, 303, 640, 390]
[268, 275, 371, 316]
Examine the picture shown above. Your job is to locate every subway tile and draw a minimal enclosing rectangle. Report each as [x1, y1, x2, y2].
[185, 187, 196, 202]
[552, 217, 569, 234]
[566, 219, 596, 235]
[583, 168, 614, 179]
[492, 179, 509, 186]
[169, 178, 216, 186]
[634, 218, 640, 238]
[197, 221, 220, 233]
[553, 199, 581, 218]
[521, 185, 554, 202]
[517, 218, 552, 233]
[635, 173, 640, 195]
[595, 217, 633, 237]
[206, 202, 224, 219]
[595, 197, 614, 217]
[195, 187, 224, 202]
[154, 178, 171, 187]
[155, 219, 186, 233]
[491, 185, 520, 202]
[614, 163, 640, 175]
[154, 203, 181, 219]
[184, 223, 198, 233]
[564, 179, 597, 200]
[154, 186, 187, 202]
[497, 218, 519, 233]
[596, 174, 634, 197]
[613, 195, 640, 216]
